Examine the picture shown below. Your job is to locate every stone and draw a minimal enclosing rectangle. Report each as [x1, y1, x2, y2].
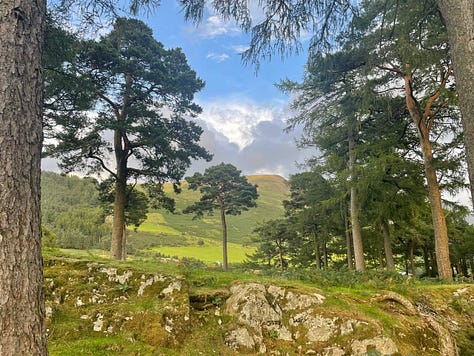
[351, 335, 398, 355]
[225, 327, 256, 350]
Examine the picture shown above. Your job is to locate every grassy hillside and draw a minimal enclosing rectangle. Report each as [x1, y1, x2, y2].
[41, 172, 289, 262]
[130, 175, 288, 241]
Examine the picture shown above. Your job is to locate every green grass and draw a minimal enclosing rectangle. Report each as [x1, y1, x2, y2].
[144, 241, 255, 263]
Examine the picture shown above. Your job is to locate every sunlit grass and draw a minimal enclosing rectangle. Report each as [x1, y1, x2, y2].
[145, 241, 255, 263]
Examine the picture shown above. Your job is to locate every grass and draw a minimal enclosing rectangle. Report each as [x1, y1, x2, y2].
[144, 241, 255, 264]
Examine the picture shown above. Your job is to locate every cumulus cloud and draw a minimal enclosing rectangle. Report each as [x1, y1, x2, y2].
[187, 98, 314, 178]
[206, 52, 230, 62]
[194, 15, 241, 38]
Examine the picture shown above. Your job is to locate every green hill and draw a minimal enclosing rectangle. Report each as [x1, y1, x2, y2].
[41, 171, 289, 261]
[128, 174, 289, 259]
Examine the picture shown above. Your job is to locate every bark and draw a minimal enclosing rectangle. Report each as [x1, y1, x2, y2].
[0, 1, 48, 354]
[278, 240, 284, 272]
[381, 220, 395, 270]
[409, 239, 416, 276]
[314, 233, 321, 270]
[220, 207, 228, 271]
[436, 0, 474, 208]
[344, 208, 354, 270]
[110, 148, 127, 259]
[403, 68, 453, 280]
[348, 126, 366, 271]
[110, 73, 132, 260]
[121, 224, 127, 260]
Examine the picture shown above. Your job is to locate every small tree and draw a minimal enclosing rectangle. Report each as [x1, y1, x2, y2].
[252, 219, 295, 272]
[184, 163, 259, 271]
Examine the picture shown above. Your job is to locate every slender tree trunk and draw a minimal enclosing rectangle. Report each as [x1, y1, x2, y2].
[278, 240, 284, 272]
[322, 239, 328, 270]
[409, 239, 416, 276]
[381, 220, 395, 270]
[348, 126, 366, 271]
[436, 0, 474, 207]
[403, 69, 452, 280]
[0, 1, 48, 354]
[220, 207, 228, 271]
[314, 232, 321, 270]
[422, 245, 431, 276]
[344, 208, 354, 270]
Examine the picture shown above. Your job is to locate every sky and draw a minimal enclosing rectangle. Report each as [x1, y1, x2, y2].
[41, 1, 314, 179]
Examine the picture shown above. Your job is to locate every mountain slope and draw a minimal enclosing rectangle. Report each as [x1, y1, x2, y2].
[131, 174, 289, 247]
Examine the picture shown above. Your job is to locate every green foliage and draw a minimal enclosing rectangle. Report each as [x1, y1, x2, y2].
[184, 163, 259, 218]
[98, 179, 149, 229]
[41, 171, 111, 249]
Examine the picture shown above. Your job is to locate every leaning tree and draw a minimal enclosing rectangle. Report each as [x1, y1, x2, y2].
[45, 18, 211, 260]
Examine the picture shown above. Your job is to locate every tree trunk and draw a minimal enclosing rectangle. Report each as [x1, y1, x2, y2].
[422, 245, 432, 277]
[436, 0, 474, 208]
[121, 223, 127, 260]
[403, 69, 452, 280]
[110, 123, 128, 260]
[322, 238, 328, 270]
[0, 1, 48, 354]
[409, 239, 416, 276]
[381, 220, 395, 270]
[348, 126, 366, 271]
[344, 208, 354, 270]
[111, 167, 127, 259]
[220, 207, 228, 271]
[314, 232, 321, 270]
[278, 240, 284, 272]
[420, 137, 452, 280]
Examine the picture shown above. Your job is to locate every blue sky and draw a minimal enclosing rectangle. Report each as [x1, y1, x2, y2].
[143, 1, 312, 177]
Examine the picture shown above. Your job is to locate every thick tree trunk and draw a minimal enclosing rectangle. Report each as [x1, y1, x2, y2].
[348, 126, 366, 271]
[0, 1, 48, 354]
[436, 0, 474, 207]
[111, 176, 127, 259]
[420, 138, 453, 280]
[220, 207, 228, 271]
[381, 220, 395, 270]
[121, 224, 127, 260]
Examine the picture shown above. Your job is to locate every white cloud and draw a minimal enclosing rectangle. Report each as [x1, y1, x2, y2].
[229, 44, 250, 54]
[196, 15, 241, 38]
[198, 98, 276, 149]
[186, 97, 314, 178]
[206, 52, 230, 63]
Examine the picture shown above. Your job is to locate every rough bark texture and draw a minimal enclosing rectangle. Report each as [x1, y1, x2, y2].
[111, 170, 127, 260]
[220, 208, 228, 271]
[0, 1, 48, 354]
[381, 220, 395, 270]
[437, 0, 474, 208]
[348, 127, 365, 271]
[403, 69, 453, 280]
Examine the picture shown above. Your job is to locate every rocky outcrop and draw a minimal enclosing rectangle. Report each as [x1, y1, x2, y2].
[223, 282, 400, 355]
[44, 258, 474, 355]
